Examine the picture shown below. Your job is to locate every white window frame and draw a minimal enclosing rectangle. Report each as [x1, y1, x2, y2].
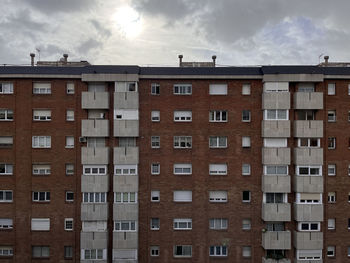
[209, 136, 227, 148]
[173, 218, 192, 230]
[173, 164, 192, 175]
[151, 83, 160, 95]
[66, 110, 74, 121]
[209, 218, 228, 230]
[174, 136, 192, 149]
[209, 110, 227, 122]
[114, 192, 137, 203]
[66, 83, 75, 94]
[33, 83, 51, 94]
[31, 218, 50, 231]
[151, 190, 160, 202]
[115, 81, 138, 92]
[296, 249, 322, 260]
[297, 138, 320, 148]
[0, 109, 13, 121]
[209, 164, 227, 175]
[83, 165, 107, 176]
[174, 111, 192, 122]
[264, 138, 287, 148]
[209, 84, 228, 95]
[173, 190, 192, 202]
[242, 164, 251, 175]
[296, 165, 322, 176]
[114, 220, 137, 232]
[65, 191, 74, 202]
[0, 190, 13, 202]
[32, 164, 51, 175]
[64, 218, 73, 231]
[296, 193, 322, 204]
[242, 83, 251, 95]
[209, 191, 228, 203]
[65, 136, 74, 148]
[263, 193, 288, 203]
[66, 164, 74, 175]
[328, 164, 336, 176]
[242, 191, 251, 203]
[32, 191, 50, 202]
[151, 111, 160, 122]
[327, 246, 335, 257]
[264, 165, 288, 175]
[151, 136, 160, 148]
[82, 192, 107, 203]
[150, 246, 159, 257]
[0, 83, 14, 94]
[242, 219, 251, 230]
[328, 192, 336, 203]
[0, 218, 13, 229]
[328, 110, 336, 122]
[242, 110, 251, 122]
[0, 246, 13, 256]
[0, 136, 13, 148]
[242, 136, 251, 148]
[328, 83, 335, 95]
[209, 245, 227, 257]
[328, 218, 335, 230]
[114, 109, 139, 120]
[151, 163, 160, 175]
[328, 137, 336, 149]
[81, 249, 106, 260]
[32, 136, 51, 148]
[263, 109, 289, 120]
[173, 245, 192, 257]
[298, 222, 320, 231]
[114, 164, 137, 176]
[0, 164, 13, 175]
[173, 84, 192, 95]
[33, 109, 51, 121]
[263, 82, 289, 92]
[150, 218, 160, 230]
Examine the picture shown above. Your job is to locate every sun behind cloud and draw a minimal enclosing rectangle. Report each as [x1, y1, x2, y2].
[113, 6, 143, 38]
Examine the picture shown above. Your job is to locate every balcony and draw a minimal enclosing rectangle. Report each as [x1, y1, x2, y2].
[113, 232, 138, 249]
[293, 231, 323, 250]
[82, 91, 109, 109]
[262, 92, 290, 109]
[81, 147, 109, 164]
[114, 147, 139, 164]
[294, 260, 322, 263]
[294, 148, 323, 165]
[294, 176, 323, 193]
[80, 231, 108, 248]
[262, 175, 291, 193]
[81, 203, 108, 221]
[262, 231, 291, 250]
[294, 92, 323, 110]
[294, 204, 323, 221]
[82, 119, 109, 137]
[294, 121, 323, 138]
[114, 175, 138, 192]
[262, 148, 291, 165]
[262, 203, 291, 222]
[262, 258, 291, 263]
[114, 120, 139, 137]
[262, 121, 290, 138]
[81, 175, 109, 192]
[113, 203, 138, 220]
[114, 92, 139, 109]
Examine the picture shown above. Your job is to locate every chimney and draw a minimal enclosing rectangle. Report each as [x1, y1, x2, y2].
[30, 53, 35, 66]
[178, 55, 183, 67]
[63, 54, 68, 64]
[212, 55, 217, 67]
[324, 55, 329, 65]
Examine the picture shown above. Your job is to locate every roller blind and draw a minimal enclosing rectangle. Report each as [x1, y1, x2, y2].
[0, 137, 13, 144]
[264, 138, 287, 147]
[300, 193, 321, 200]
[31, 218, 50, 231]
[113, 249, 137, 260]
[209, 84, 228, 95]
[173, 191, 192, 202]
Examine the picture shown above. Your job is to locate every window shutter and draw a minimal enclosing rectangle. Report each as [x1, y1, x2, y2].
[31, 218, 50, 230]
[173, 191, 192, 202]
[209, 84, 228, 95]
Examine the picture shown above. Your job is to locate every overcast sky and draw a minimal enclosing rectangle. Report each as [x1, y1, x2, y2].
[1, 0, 350, 66]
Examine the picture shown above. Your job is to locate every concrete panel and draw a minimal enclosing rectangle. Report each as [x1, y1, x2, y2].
[113, 232, 138, 249]
[294, 204, 323, 221]
[114, 92, 139, 109]
[82, 73, 139, 82]
[262, 120, 290, 138]
[81, 204, 108, 221]
[294, 176, 323, 193]
[293, 231, 323, 249]
[294, 92, 323, 109]
[113, 203, 138, 220]
[294, 121, 323, 138]
[294, 148, 323, 165]
[262, 258, 291, 263]
[82, 92, 109, 109]
[113, 120, 139, 137]
[81, 147, 109, 165]
[263, 74, 324, 82]
[262, 148, 291, 165]
[262, 92, 290, 109]
[80, 232, 108, 248]
[262, 203, 291, 222]
[114, 147, 139, 164]
[114, 175, 138, 192]
[82, 119, 109, 137]
[112, 249, 137, 262]
[82, 175, 109, 192]
[262, 231, 291, 250]
[262, 175, 291, 193]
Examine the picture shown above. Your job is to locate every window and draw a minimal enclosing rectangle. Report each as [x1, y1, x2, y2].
[328, 164, 336, 176]
[348, 246, 350, 257]
[0, 246, 13, 257]
[82, 221, 107, 232]
[242, 110, 251, 122]
[209, 218, 228, 230]
[242, 246, 251, 258]
[209, 164, 227, 175]
[264, 110, 288, 120]
[174, 111, 192, 122]
[264, 138, 287, 148]
[66, 83, 75, 94]
[31, 218, 50, 231]
[298, 83, 315, 92]
[209, 246, 227, 256]
[263, 82, 289, 92]
[265, 193, 286, 203]
[328, 110, 336, 122]
[173, 190, 192, 202]
[65, 164, 74, 175]
[173, 218, 192, 230]
[32, 136, 51, 148]
[328, 192, 336, 203]
[33, 83, 51, 94]
[209, 136, 227, 148]
[65, 136, 74, 148]
[83, 165, 107, 175]
[173, 84, 192, 95]
[242, 191, 251, 203]
[66, 110, 74, 121]
[82, 249, 106, 260]
[298, 138, 320, 148]
[242, 83, 251, 95]
[151, 83, 160, 95]
[32, 164, 50, 175]
[0, 164, 13, 175]
[151, 111, 160, 122]
[114, 220, 137, 231]
[327, 246, 335, 257]
[174, 136, 192, 148]
[114, 192, 137, 203]
[151, 191, 160, 202]
[174, 245, 192, 257]
[297, 110, 315, 120]
[150, 246, 159, 257]
[264, 165, 288, 175]
[328, 83, 335, 95]
[0, 83, 13, 94]
[209, 191, 227, 202]
[296, 166, 322, 176]
[82, 192, 107, 203]
[328, 137, 336, 149]
[242, 136, 251, 148]
[266, 222, 285, 231]
[0, 109, 13, 121]
[114, 164, 137, 176]
[296, 193, 322, 204]
[150, 218, 160, 230]
[114, 109, 139, 120]
[151, 163, 160, 175]
[0, 191, 12, 202]
[174, 164, 192, 175]
[296, 249, 322, 260]
[151, 136, 160, 148]
[32, 191, 50, 202]
[0, 136, 13, 148]
[64, 246, 73, 259]
[242, 164, 251, 175]
[87, 110, 106, 119]
[32, 246, 50, 258]
[209, 84, 227, 95]
[0, 218, 13, 229]
[115, 81, 137, 92]
[242, 219, 251, 230]
[33, 109, 51, 121]
[87, 137, 105, 148]
[209, 110, 227, 122]
[64, 218, 73, 231]
[66, 191, 74, 202]
[298, 222, 320, 231]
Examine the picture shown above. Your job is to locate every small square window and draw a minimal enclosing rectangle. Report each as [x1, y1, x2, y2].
[151, 163, 160, 175]
[66, 191, 74, 202]
[150, 246, 159, 257]
[151, 111, 160, 122]
[151, 218, 160, 230]
[242, 191, 251, 203]
[242, 136, 251, 148]
[328, 137, 336, 149]
[64, 218, 73, 231]
[66, 136, 74, 148]
[242, 219, 251, 230]
[327, 246, 335, 257]
[151, 190, 160, 202]
[66, 164, 74, 175]
[242, 164, 251, 175]
[328, 83, 335, 95]
[151, 136, 160, 148]
[328, 110, 336, 122]
[242, 110, 251, 122]
[64, 246, 73, 259]
[328, 164, 336, 176]
[66, 83, 75, 94]
[242, 84, 251, 95]
[151, 83, 160, 95]
[66, 110, 74, 121]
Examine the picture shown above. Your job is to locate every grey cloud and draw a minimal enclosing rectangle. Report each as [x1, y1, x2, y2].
[77, 38, 102, 54]
[16, 0, 96, 13]
[90, 19, 111, 37]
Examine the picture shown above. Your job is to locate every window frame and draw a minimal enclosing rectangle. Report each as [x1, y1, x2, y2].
[82, 192, 107, 203]
[150, 218, 160, 230]
[151, 110, 160, 122]
[64, 218, 73, 231]
[66, 110, 74, 121]
[0, 109, 13, 121]
[83, 165, 107, 176]
[209, 110, 227, 122]
[263, 109, 289, 120]
[173, 218, 192, 230]
[173, 245, 192, 258]
[151, 136, 160, 148]
[32, 136, 51, 148]
[151, 190, 160, 202]
[33, 82, 52, 94]
[151, 163, 160, 175]
[328, 83, 336, 95]
[174, 136, 192, 149]
[209, 218, 228, 230]
[242, 191, 251, 203]
[0, 190, 13, 202]
[209, 245, 227, 257]
[151, 83, 160, 95]
[32, 191, 50, 202]
[209, 136, 227, 148]
[114, 220, 137, 232]
[173, 163, 192, 175]
[174, 110, 192, 122]
[0, 83, 14, 94]
[0, 164, 13, 175]
[173, 84, 192, 95]
[327, 110, 336, 122]
[32, 246, 50, 258]
[114, 192, 137, 203]
[242, 110, 251, 122]
[65, 191, 74, 202]
[242, 83, 251, 95]
[298, 222, 320, 231]
[209, 164, 227, 175]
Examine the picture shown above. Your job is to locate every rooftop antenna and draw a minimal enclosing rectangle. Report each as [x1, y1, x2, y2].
[318, 53, 324, 64]
[35, 48, 41, 61]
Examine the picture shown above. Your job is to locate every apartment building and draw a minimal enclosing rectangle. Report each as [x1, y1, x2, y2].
[0, 58, 350, 262]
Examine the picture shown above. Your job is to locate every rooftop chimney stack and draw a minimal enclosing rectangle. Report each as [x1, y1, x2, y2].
[30, 53, 35, 66]
[178, 55, 183, 67]
[212, 55, 217, 67]
[324, 56, 329, 65]
[63, 54, 68, 65]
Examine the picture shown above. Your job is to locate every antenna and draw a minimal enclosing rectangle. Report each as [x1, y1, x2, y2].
[35, 47, 41, 61]
[318, 53, 324, 64]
